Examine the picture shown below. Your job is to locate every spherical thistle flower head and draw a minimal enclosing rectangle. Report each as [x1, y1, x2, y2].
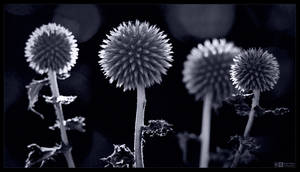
[183, 39, 240, 108]
[99, 20, 173, 91]
[230, 48, 280, 92]
[25, 23, 79, 75]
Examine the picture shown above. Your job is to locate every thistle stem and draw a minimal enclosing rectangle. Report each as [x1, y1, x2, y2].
[230, 89, 260, 168]
[48, 70, 75, 168]
[199, 92, 213, 168]
[134, 85, 146, 168]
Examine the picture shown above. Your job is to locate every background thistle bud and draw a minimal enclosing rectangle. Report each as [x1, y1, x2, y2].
[25, 23, 79, 75]
[183, 39, 240, 107]
[99, 20, 173, 91]
[230, 48, 280, 92]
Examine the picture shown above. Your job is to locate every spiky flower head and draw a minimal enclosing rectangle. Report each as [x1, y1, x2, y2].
[183, 39, 240, 108]
[99, 20, 173, 91]
[25, 23, 79, 75]
[230, 48, 280, 92]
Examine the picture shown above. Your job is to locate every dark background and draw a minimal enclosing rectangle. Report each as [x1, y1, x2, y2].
[3, 3, 296, 167]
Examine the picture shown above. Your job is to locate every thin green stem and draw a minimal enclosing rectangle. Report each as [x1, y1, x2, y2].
[48, 70, 75, 168]
[230, 89, 260, 168]
[199, 92, 213, 168]
[134, 85, 146, 168]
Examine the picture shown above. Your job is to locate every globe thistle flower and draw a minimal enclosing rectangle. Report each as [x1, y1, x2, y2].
[99, 20, 173, 91]
[182, 38, 240, 168]
[183, 38, 240, 107]
[25, 23, 79, 75]
[230, 48, 280, 92]
[229, 48, 280, 168]
[24, 23, 78, 168]
[98, 20, 173, 168]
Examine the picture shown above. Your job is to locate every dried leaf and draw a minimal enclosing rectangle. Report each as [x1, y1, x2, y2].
[228, 135, 260, 166]
[177, 132, 200, 164]
[225, 92, 253, 104]
[142, 119, 173, 137]
[254, 106, 289, 117]
[239, 149, 255, 165]
[177, 132, 199, 142]
[25, 143, 61, 168]
[235, 103, 251, 116]
[43, 95, 77, 105]
[49, 116, 86, 132]
[57, 72, 70, 80]
[271, 107, 289, 116]
[210, 147, 235, 168]
[26, 78, 49, 119]
[100, 144, 134, 168]
[225, 93, 252, 117]
[228, 135, 241, 143]
[241, 137, 260, 152]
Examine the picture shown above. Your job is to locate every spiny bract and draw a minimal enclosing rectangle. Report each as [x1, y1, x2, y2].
[230, 48, 280, 92]
[99, 20, 173, 91]
[25, 23, 79, 75]
[183, 39, 240, 108]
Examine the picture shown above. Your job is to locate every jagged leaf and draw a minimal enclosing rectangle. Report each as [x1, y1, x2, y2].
[57, 72, 70, 80]
[100, 144, 134, 168]
[43, 95, 77, 105]
[241, 137, 260, 152]
[228, 135, 260, 166]
[228, 135, 260, 151]
[239, 149, 255, 165]
[228, 135, 241, 144]
[177, 132, 200, 164]
[225, 93, 253, 116]
[177, 132, 199, 142]
[25, 143, 61, 168]
[26, 78, 49, 119]
[49, 116, 86, 132]
[254, 106, 289, 117]
[235, 103, 251, 116]
[270, 107, 289, 116]
[142, 119, 173, 137]
[210, 147, 235, 168]
[225, 92, 253, 104]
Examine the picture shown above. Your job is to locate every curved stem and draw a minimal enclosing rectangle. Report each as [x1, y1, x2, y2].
[230, 89, 260, 168]
[243, 89, 260, 137]
[48, 71, 75, 168]
[199, 92, 213, 168]
[134, 85, 146, 168]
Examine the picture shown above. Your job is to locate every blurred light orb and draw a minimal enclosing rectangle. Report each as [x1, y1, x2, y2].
[53, 15, 80, 42]
[60, 64, 92, 105]
[53, 4, 101, 43]
[4, 72, 22, 112]
[267, 47, 294, 98]
[5, 4, 44, 16]
[165, 4, 235, 41]
[266, 5, 295, 36]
